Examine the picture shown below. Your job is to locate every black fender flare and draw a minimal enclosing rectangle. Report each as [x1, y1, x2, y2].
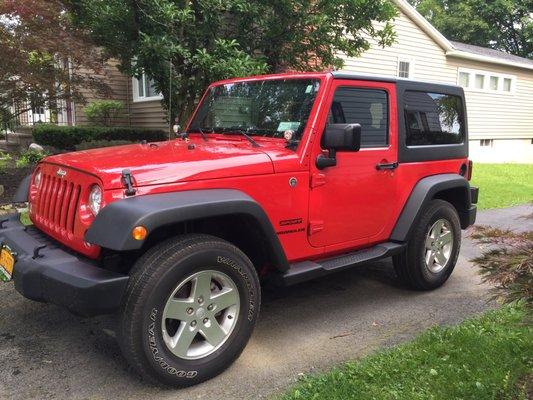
[85, 189, 289, 271]
[390, 174, 474, 242]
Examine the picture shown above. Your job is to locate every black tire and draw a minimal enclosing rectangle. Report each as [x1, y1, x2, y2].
[118, 234, 260, 387]
[393, 199, 461, 290]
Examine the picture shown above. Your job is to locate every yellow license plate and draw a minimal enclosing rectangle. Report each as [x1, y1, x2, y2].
[0, 248, 15, 282]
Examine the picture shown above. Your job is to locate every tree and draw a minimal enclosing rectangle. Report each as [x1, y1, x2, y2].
[0, 0, 110, 129]
[65, 0, 397, 125]
[409, 0, 533, 59]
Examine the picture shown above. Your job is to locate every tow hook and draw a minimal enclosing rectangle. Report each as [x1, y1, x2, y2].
[121, 169, 137, 196]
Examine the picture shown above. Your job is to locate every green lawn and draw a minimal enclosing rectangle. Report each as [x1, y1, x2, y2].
[281, 304, 532, 400]
[471, 163, 533, 210]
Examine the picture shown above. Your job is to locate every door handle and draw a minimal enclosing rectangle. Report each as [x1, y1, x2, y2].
[376, 161, 399, 170]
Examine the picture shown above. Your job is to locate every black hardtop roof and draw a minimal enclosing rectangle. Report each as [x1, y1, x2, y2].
[331, 71, 463, 91]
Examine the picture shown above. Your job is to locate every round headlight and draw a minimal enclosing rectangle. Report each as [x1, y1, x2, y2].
[34, 170, 42, 188]
[88, 185, 103, 216]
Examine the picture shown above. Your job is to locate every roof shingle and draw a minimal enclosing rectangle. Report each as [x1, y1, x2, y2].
[449, 41, 533, 66]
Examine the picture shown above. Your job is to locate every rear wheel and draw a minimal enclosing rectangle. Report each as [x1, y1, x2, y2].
[393, 199, 461, 290]
[118, 234, 260, 387]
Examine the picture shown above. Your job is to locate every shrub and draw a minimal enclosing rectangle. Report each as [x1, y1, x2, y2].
[0, 152, 12, 172]
[75, 139, 132, 151]
[84, 100, 124, 126]
[471, 225, 532, 309]
[16, 149, 48, 168]
[33, 124, 167, 150]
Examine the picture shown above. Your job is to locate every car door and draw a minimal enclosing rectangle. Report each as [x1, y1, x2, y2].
[308, 79, 398, 249]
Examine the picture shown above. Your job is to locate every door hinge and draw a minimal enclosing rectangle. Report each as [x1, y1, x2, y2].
[308, 220, 324, 235]
[310, 173, 326, 188]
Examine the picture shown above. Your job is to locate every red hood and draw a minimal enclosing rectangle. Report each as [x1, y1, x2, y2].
[43, 138, 276, 189]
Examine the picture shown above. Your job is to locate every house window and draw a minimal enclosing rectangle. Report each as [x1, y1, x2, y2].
[474, 74, 485, 89]
[458, 72, 470, 88]
[489, 76, 499, 90]
[480, 139, 493, 147]
[133, 73, 163, 102]
[457, 68, 516, 94]
[503, 78, 512, 92]
[398, 60, 411, 78]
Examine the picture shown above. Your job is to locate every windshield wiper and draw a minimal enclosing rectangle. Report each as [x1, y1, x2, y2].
[186, 127, 209, 142]
[214, 127, 261, 148]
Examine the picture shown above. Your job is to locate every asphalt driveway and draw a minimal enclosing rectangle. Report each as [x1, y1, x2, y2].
[1, 204, 531, 400]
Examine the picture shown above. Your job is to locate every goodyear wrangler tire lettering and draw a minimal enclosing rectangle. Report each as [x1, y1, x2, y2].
[216, 255, 256, 321]
[147, 308, 198, 378]
[118, 234, 261, 388]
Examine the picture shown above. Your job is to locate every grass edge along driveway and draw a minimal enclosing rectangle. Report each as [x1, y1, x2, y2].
[280, 303, 532, 400]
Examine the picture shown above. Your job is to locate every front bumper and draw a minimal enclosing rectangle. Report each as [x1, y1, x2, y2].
[0, 213, 129, 316]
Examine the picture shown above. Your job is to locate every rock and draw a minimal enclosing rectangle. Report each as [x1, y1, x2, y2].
[28, 143, 44, 152]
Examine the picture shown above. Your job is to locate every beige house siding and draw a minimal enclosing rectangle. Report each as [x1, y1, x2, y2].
[127, 88, 169, 131]
[339, 7, 533, 163]
[341, 11, 456, 83]
[74, 61, 131, 126]
[73, 60, 169, 132]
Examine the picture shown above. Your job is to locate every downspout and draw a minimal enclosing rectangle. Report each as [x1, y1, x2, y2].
[127, 75, 132, 127]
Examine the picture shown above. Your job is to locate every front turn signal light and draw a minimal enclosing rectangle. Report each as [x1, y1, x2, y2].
[132, 226, 148, 241]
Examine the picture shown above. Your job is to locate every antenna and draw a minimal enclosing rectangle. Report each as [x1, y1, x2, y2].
[168, 59, 172, 141]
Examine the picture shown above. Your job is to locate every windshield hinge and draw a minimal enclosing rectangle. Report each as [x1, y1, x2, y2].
[121, 169, 137, 196]
[310, 173, 326, 188]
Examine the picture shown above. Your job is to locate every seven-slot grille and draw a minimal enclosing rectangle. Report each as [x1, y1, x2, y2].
[34, 172, 81, 234]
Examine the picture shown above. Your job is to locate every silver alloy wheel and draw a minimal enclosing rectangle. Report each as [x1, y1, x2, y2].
[161, 270, 240, 360]
[424, 219, 454, 273]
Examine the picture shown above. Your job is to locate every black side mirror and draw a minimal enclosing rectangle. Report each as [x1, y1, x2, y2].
[316, 123, 362, 169]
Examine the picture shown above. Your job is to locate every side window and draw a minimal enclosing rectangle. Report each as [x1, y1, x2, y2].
[328, 87, 389, 148]
[404, 91, 464, 146]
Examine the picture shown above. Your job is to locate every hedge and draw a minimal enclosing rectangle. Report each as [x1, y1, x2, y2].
[32, 124, 168, 150]
[75, 140, 132, 151]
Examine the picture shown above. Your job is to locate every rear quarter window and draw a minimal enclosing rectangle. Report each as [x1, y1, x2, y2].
[404, 91, 465, 146]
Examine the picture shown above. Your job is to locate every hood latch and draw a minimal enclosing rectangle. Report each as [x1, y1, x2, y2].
[121, 169, 137, 196]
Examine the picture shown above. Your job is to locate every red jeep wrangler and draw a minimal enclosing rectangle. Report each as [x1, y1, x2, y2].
[1, 72, 478, 387]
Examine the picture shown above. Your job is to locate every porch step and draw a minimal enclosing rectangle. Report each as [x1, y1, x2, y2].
[279, 242, 405, 286]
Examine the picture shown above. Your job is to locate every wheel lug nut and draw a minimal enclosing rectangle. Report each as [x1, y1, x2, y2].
[187, 307, 194, 315]
[203, 318, 209, 324]
[191, 320, 197, 327]
[207, 304, 214, 311]
[198, 296, 204, 304]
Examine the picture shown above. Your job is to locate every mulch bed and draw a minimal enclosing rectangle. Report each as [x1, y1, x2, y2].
[0, 167, 33, 205]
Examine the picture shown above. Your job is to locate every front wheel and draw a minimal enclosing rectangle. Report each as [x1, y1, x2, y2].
[118, 234, 261, 387]
[393, 199, 461, 290]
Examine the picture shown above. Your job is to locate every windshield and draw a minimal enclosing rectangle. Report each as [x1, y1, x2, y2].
[188, 78, 321, 143]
